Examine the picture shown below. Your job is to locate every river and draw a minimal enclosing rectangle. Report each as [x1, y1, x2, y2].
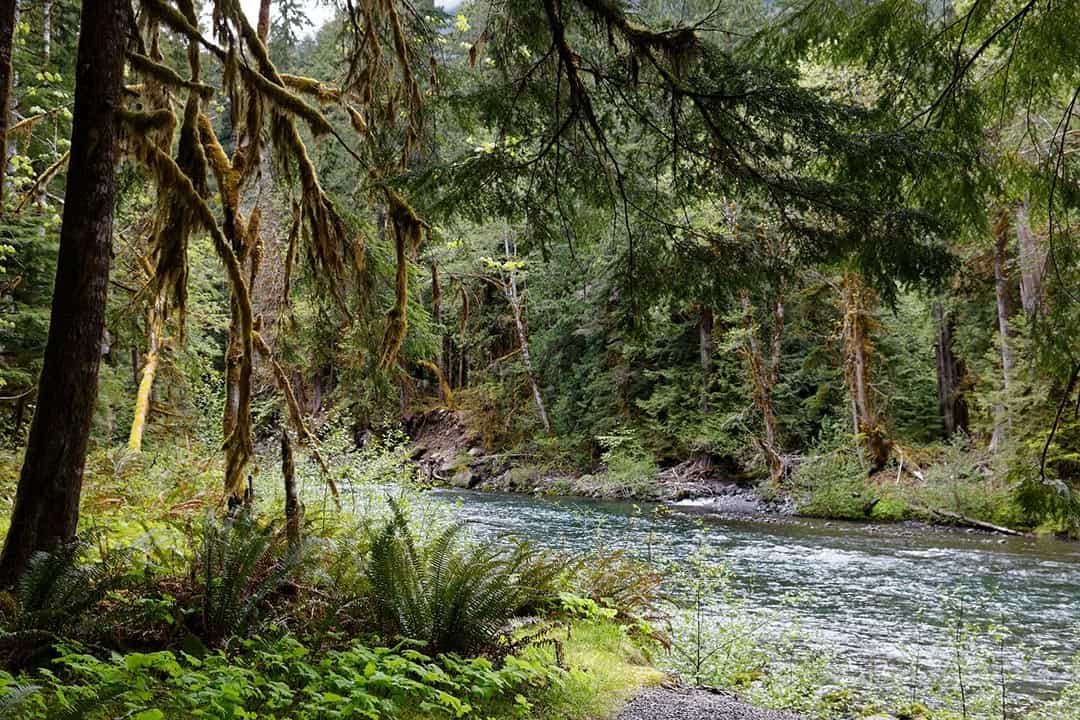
[423, 488, 1080, 703]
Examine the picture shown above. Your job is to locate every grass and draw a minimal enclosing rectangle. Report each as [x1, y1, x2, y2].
[529, 620, 666, 720]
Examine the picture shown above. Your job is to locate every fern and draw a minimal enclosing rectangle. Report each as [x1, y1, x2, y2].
[0, 537, 131, 668]
[0, 683, 41, 720]
[192, 513, 304, 647]
[364, 499, 559, 657]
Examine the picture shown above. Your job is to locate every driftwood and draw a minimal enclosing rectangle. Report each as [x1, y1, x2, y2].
[912, 503, 1026, 537]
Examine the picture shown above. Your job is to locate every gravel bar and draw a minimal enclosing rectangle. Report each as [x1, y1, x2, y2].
[616, 687, 806, 720]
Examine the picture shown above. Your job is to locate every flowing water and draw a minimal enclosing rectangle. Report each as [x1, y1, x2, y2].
[423, 488, 1080, 702]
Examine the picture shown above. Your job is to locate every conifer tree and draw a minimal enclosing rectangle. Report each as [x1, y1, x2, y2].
[0, 0, 127, 586]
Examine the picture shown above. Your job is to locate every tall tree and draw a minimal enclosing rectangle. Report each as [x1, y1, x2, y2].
[0, 0, 126, 585]
[990, 207, 1016, 452]
[0, 0, 18, 210]
[933, 302, 968, 438]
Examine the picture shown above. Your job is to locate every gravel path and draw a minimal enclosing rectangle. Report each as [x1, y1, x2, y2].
[616, 687, 805, 720]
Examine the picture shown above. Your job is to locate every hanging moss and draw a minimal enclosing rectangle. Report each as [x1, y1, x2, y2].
[378, 190, 426, 370]
[280, 74, 341, 104]
[240, 67, 332, 138]
[117, 108, 177, 139]
[348, 106, 368, 137]
[140, 0, 223, 60]
[127, 52, 214, 99]
[149, 94, 206, 332]
[282, 202, 301, 307]
[127, 133, 255, 501]
[247, 206, 263, 288]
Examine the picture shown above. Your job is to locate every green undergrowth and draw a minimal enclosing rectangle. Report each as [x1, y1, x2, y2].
[0, 618, 665, 720]
[0, 436, 669, 720]
[529, 620, 665, 720]
[788, 430, 1040, 532]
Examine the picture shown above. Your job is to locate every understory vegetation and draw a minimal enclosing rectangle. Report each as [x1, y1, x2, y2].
[0, 443, 668, 719]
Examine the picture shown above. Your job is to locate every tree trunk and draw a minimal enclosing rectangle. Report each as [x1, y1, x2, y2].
[504, 234, 551, 434]
[431, 261, 445, 380]
[991, 210, 1014, 452]
[0, 0, 125, 586]
[257, 0, 272, 44]
[41, 0, 51, 67]
[933, 302, 969, 438]
[128, 302, 163, 452]
[281, 429, 301, 552]
[0, 0, 18, 212]
[840, 273, 889, 469]
[740, 291, 784, 485]
[1014, 198, 1043, 322]
[699, 305, 713, 412]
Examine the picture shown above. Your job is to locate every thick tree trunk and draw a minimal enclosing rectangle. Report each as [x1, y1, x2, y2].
[504, 235, 551, 434]
[933, 302, 969, 438]
[0, 0, 18, 211]
[0, 0, 125, 586]
[699, 306, 713, 412]
[1014, 198, 1044, 322]
[991, 210, 1014, 452]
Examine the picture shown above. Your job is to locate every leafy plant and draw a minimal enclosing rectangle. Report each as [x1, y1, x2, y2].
[365, 499, 556, 656]
[0, 538, 130, 668]
[25, 635, 560, 720]
[569, 549, 665, 626]
[187, 513, 304, 648]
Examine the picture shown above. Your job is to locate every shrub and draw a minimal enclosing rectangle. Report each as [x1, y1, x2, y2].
[594, 430, 659, 498]
[569, 549, 665, 626]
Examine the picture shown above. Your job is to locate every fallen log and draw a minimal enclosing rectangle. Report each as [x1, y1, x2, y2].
[911, 503, 1027, 537]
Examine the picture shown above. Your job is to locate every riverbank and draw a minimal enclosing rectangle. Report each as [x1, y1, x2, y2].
[404, 408, 1058, 537]
[1, 441, 1077, 719]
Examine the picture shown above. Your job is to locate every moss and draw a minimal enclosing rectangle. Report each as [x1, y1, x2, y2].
[869, 497, 908, 521]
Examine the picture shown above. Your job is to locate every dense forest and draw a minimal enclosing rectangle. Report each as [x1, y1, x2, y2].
[0, 0, 1077, 718]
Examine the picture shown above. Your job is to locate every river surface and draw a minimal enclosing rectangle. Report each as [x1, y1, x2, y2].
[421, 489, 1080, 703]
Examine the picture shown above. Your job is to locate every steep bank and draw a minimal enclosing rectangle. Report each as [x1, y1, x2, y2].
[401, 408, 1046, 535]
[405, 407, 801, 516]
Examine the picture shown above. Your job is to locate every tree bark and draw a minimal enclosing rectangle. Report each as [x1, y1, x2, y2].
[0, 0, 18, 212]
[257, 0, 272, 44]
[504, 234, 551, 434]
[991, 209, 1014, 452]
[840, 272, 889, 469]
[699, 305, 713, 412]
[431, 261, 446, 379]
[128, 302, 163, 452]
[41, 0, 51, 67]
[933, 302, 969, 438]
[281, 429, 301, 552]
[0, 0, 126, 586]
[740, 291, 784, 485]
[1014, 198, 1043, 322]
